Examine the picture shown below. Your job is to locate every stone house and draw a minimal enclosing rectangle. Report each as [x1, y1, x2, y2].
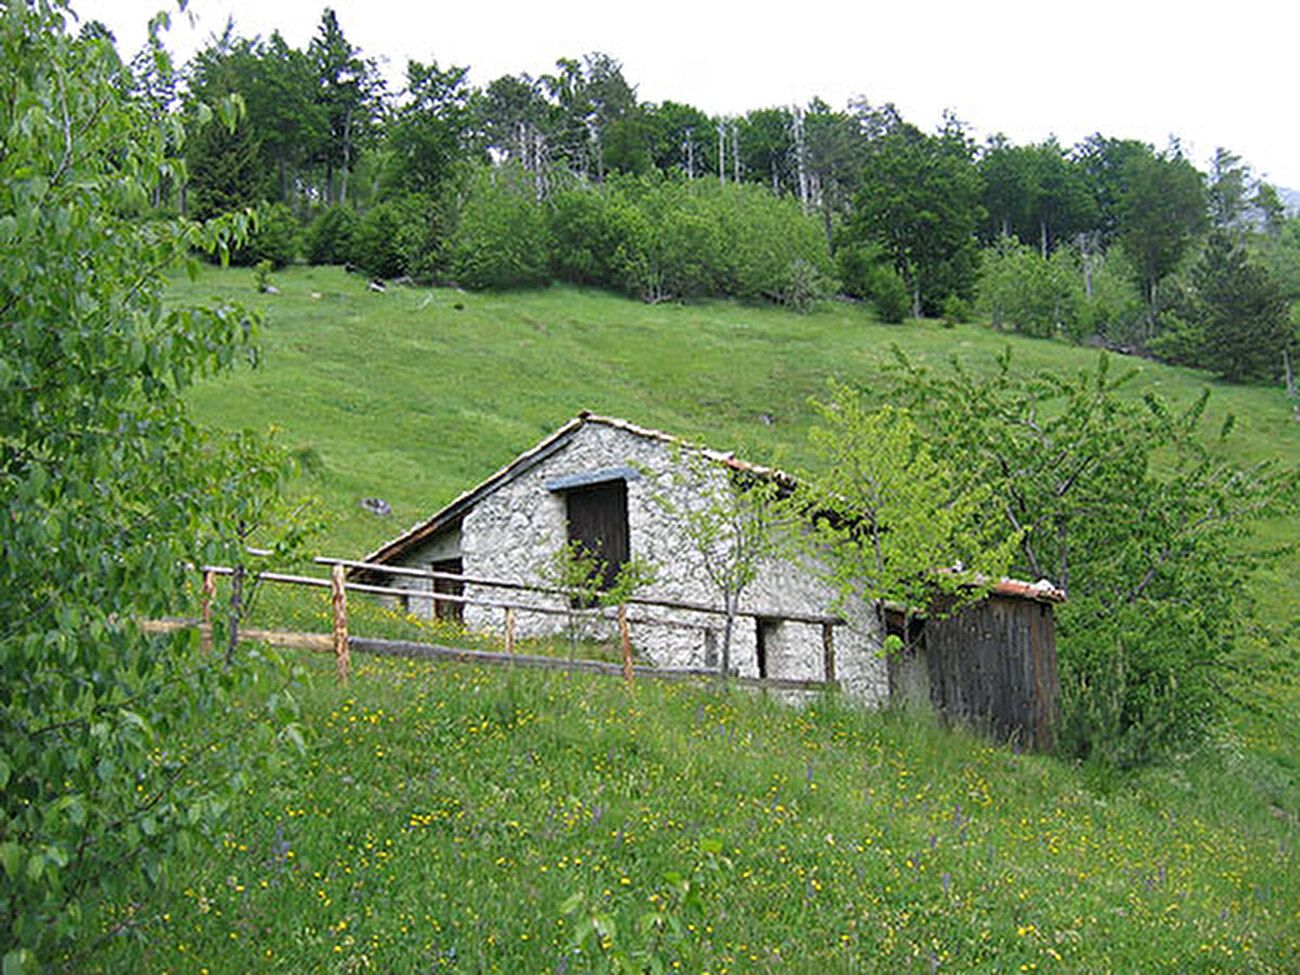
[359, 412, 1063, 732]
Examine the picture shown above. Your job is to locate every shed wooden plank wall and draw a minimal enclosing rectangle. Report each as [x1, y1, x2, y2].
[923, 596, 1060, 751]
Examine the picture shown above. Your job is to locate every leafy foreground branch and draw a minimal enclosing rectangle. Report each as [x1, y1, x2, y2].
[0, 4, 305, 967]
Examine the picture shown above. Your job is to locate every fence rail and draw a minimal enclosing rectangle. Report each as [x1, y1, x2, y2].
[172, 556, 842, 691]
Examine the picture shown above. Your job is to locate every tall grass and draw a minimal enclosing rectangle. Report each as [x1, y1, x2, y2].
[89, 654, 1298, 972]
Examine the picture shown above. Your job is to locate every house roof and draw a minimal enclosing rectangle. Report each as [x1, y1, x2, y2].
[359, 411, 1064, 605]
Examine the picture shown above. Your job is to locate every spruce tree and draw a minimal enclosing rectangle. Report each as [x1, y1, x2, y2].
[1193, 231, 1290, 382]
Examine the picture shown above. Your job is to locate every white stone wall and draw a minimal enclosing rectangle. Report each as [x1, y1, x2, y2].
[392, 422, 888, 705]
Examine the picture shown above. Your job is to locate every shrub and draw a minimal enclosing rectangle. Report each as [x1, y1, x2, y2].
[244, 203, 298, 268]
[775, 258, 834, 312]
[449, 165, 552, 290]
[1078, 249, 1146, 347]
[941, 295, 972, 325]
[978, 239, 1081, 338]
[353, 194, 444, 280]
[303, 205, 358, 265]
[868, 265, 911, 323]
[548, 186, 639, 289]
[254, 259, 274, 293]
[835, 241, 886, 300]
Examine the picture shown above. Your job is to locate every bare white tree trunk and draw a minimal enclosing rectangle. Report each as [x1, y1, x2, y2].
[792, 108, 809, 213]
[731, 122, 740, 182]
[717, 121, 726, 182]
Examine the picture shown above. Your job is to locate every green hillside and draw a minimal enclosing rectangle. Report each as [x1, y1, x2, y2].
[179, 263, 1300, 705]
[109, 263, 1299, 971]
[180, 265, 1300, 559]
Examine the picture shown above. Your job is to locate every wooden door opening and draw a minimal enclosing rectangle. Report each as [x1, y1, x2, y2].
[431, 557, 464, 623]
[564, 480, 629, 592]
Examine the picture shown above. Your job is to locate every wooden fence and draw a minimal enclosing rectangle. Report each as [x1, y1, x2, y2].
[149, 556, 844, 694]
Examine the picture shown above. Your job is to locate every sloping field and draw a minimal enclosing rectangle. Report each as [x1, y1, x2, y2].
[90, 654, 1299, 973]
[92, 264, 1299, 973]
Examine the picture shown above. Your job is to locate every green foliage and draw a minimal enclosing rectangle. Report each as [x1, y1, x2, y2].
[978, 138, 1098, 253]
[581, 174, 833, 306]
[1077, 248, 1146, 347]
[254, 259, 274, 293]
[450, 164, 553, 289]
[868, 265, 912, 323]
[847, 122, 983, 316]
[186, 100, 262, 222]
[308, 8, 383, 205]
[978, 238, 1083, 338]
[1189, 230, 1291, 381]
[384, 59, 474, 197]
[883, 349, 1298, 764]
[1117, 146, 1208, 327]
[940, 294, 972, 326]
[547, 184, 641, 289]
[302, 204, 358, 265]
[804, 392, 1022, 627]
[538, 541, 657, 608]
[353, 193, 444, 279]
[237, 202, 298, 269]
[0, 5, 298, 963]
[536, 540, 656, 649]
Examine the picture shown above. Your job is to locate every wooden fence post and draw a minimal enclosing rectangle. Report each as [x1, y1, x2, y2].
[822, 622, 836, 684]
[226, 565, 243, 666]
[332, 563, 350, 685]
[200, 569, 216, 655]
[505, 608, 517, 655]
[619, 604, 633, 683]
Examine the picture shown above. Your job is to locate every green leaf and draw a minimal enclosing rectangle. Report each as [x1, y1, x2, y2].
[4, 948, 36, 975]
[0, 843, 21, 879]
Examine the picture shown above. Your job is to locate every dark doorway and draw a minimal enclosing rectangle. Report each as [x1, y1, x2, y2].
[565, 480, 629, 591]
[430, 557, 464, 623]
[756, 617, 780, 679]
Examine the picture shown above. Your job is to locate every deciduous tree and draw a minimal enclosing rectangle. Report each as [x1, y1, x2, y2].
[0, 5, 299, 964]
[803, 391, 1021, 644]
[882, 349, 1297, 764]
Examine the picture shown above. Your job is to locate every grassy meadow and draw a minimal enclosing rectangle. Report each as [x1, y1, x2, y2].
[90, 264, 1300, 972]
[91, 655, 1298, 973]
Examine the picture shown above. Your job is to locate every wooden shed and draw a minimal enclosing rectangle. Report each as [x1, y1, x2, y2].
[886, 580, 1064, 751]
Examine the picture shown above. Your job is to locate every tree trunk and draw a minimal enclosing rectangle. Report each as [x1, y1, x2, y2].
[731, 123, 740, 183]
[1080, 233, 1093, 299]
[1040, 220, 1048, 259]
[717, 122, 725, 183]
[1285, 347, 1297, 398]
[721, 592, 736, 685]
[912, 281, 921, 320]
[226, 564, 243, 666]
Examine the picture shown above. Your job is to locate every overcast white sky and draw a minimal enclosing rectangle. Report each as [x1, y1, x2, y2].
[73, 0, 1300, 189]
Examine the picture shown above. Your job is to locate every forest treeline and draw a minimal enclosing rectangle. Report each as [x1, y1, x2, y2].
[111, 7, 1300, 384]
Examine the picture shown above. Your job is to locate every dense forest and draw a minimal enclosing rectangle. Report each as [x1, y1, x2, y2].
[102, 7, 1300, 384]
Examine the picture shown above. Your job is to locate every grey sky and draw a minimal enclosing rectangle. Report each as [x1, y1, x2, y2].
[74, 0, 1300, 189]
